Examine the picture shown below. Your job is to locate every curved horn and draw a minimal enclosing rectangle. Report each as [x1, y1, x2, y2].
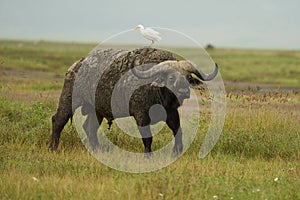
[130, 58, 167, 79]
[195, 63, 218, 81]
[130, 58, 218, 81]
[178, 61, 218, 81]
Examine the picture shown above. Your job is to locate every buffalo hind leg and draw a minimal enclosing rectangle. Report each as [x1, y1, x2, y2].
[138, 126, 153, 157]
[83, 112, 102, 151]
[49, 108, 72, 151]
[49, 65, 77, 151]
[166, 110, 183, 156]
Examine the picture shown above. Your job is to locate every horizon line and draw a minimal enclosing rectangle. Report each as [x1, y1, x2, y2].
[1, 37, 299, 52]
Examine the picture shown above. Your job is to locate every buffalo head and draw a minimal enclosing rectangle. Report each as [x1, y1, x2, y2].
[130, 58, 218, 104]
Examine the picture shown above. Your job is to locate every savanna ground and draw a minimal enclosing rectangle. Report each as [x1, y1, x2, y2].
[0, 40, 299, 199]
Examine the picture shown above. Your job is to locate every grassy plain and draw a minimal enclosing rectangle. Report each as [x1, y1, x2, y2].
[0, 40, 299, 199]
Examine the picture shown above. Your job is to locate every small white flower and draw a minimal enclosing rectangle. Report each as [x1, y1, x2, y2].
[274, 177, 279, 182]
[213, 195, 218, 200]
[252, 188, 260, 193]
[230, 197, 234, 200]
[159, 193, 164, 198]
[32, 177, 38, 182]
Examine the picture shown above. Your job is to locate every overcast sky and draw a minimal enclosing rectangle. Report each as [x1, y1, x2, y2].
[0, 0, 299, 49]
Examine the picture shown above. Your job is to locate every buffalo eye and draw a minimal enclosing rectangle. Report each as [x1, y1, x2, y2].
[168, 75, 175, 82]
[187, 74, 192, 81]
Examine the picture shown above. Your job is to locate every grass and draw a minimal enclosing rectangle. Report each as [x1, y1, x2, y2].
[0, 40, 94, 74]
[0, 40, 299, 199]
[209, 48, 300, 87]
[175, 47, 300, 87]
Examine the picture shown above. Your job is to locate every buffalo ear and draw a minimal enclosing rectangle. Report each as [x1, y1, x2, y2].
[186, 74, 204, 90]
[188, 77, 201, 86]
[186, 74, 202, 85]
[151, 77, 165, 87]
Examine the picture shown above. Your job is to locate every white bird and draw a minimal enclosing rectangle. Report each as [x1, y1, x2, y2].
[134, 24, 161, 45]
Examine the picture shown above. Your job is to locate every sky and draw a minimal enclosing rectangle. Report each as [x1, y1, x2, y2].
[0, 0, 300, 49]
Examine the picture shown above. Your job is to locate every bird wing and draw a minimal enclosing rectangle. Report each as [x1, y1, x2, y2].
[142, 28, 162, 41]
[145, 27, 160, 35]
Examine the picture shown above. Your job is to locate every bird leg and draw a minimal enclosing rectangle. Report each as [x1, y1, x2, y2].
[150, 40, 154, 46]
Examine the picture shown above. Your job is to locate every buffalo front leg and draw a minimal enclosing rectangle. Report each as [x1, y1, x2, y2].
[83, 112, 102, 151]
[166, 110, 183, 156]
[138, 126, 153, 157]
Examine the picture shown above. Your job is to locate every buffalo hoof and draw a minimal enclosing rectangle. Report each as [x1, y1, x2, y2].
[49, 141, 58, 151]
[172, 145, 183, 157]
[144, 152, 153, 159]
[99, 144, 110, 153]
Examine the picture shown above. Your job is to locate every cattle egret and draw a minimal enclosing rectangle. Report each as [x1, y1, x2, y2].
[134, 24, 161, 45]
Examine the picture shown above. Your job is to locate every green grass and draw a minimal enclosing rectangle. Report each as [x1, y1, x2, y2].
[1, 40, 300, 87]
[0, 40, 94, 74]
[209, 48, 300, 87]
[175, 47, 300, 87]
[0, 40, 299, 199]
